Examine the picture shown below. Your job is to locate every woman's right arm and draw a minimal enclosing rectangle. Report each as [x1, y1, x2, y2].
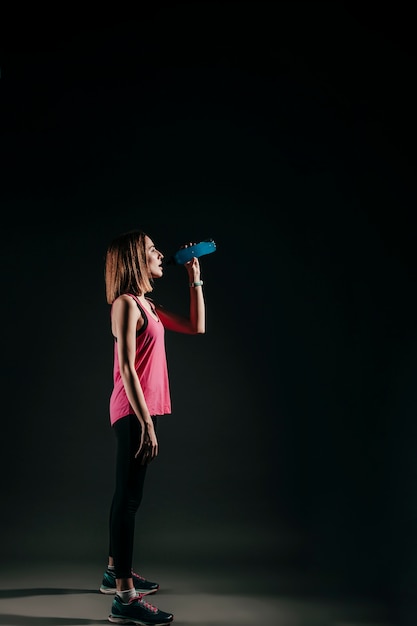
[112, 295, 158, 463]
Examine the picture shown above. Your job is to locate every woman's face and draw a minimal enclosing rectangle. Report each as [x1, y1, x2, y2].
[145, 235, 164, 279]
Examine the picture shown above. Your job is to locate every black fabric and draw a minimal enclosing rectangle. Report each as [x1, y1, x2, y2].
[108, 414, 158, 579]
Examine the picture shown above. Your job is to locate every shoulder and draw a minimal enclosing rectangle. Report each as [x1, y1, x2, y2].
[113, 293, 136, 306]
[112, 294, 141, 316]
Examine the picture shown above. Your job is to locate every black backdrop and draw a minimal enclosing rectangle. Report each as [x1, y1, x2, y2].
[1, 2, 417, 621]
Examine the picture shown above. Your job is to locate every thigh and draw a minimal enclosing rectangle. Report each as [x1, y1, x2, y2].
[113, 415, 141, 487]
[113, 415, 158, 489]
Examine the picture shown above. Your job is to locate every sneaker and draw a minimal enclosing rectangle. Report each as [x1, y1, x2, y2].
[100, 569, 159, 596]
[108, 593, 173, 625]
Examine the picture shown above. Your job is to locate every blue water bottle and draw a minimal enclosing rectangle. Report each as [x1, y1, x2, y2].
[172, 239, 216, 265]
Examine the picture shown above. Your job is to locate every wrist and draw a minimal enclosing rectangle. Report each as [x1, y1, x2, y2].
[189, 280, 203, 287]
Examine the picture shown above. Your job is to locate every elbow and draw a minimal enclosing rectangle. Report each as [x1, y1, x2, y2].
[190, 324, 205, 335]
[190, 318, 205, 335]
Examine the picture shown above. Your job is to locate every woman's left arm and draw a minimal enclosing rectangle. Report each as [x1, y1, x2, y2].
[156, 257, 206, 334]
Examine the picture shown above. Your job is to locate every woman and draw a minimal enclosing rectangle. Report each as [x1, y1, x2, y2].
[100, 229, 206, 625]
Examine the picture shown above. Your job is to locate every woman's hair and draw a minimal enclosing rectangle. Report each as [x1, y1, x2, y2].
[105, 230, 154, 304]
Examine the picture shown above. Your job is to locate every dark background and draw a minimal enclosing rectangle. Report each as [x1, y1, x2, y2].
[1, 1, 417, 621]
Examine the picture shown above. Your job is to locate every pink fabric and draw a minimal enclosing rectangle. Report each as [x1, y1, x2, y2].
[109, 295, 171, 425]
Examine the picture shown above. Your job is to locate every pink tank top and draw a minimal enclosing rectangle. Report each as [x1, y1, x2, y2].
[109, 294, 171, 425]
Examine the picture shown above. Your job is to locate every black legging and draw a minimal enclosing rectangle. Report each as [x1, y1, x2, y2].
[108, 414, 158, 579]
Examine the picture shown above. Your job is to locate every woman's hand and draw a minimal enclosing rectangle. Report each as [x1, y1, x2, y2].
[135, 421, 158, 465]
[176, 241, 200, 283]
[179, 242, 201, 282]
[185, 256, 201, 282]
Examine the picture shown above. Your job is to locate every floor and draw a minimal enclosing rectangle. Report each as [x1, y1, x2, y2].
[0, 558, 397, 626]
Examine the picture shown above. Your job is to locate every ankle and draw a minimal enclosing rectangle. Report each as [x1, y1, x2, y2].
[117, 588, 136, 603]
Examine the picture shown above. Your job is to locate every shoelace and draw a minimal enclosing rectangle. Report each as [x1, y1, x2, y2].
[135, 593, 158, 613]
